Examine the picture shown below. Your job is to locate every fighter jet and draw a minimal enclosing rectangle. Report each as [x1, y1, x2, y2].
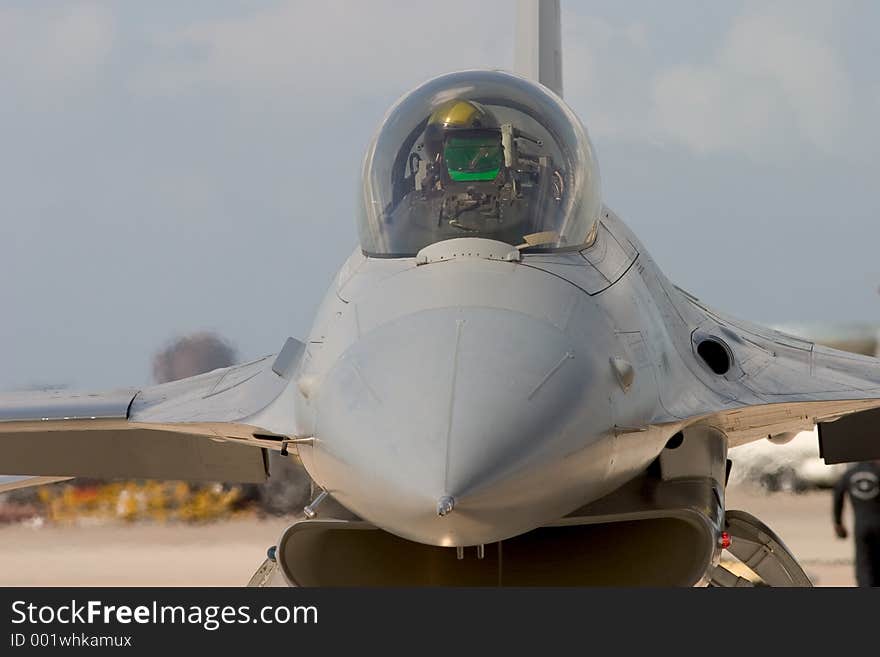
[3, 1, 880, 587]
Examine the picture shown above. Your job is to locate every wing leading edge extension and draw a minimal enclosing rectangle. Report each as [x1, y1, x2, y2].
[0, 338, 308, 492]
[662, 287, 880, 462]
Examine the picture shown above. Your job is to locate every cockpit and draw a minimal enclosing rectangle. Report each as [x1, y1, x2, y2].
[358, 70, 602, 257]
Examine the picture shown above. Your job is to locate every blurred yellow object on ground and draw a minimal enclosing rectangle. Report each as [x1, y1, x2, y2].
[35, 481, 246, 524]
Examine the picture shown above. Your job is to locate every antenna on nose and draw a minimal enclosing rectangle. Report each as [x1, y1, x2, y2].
[437, 496, 456, 516]
[515, 0, 564, 97]
[303, 489, 329, 519]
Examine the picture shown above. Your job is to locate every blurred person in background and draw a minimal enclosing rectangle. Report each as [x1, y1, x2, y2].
[833, 460, 880, 587]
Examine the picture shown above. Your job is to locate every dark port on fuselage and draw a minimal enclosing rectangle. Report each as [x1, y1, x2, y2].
[697, 338, 731, 375]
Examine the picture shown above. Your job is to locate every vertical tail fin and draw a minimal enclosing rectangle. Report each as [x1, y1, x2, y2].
[515, 0, 563, 97]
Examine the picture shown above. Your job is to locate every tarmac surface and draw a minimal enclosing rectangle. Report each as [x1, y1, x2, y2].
[0, 483, 860, 586]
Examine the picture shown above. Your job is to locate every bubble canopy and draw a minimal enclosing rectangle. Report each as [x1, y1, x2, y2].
[358, 70, 602, 257]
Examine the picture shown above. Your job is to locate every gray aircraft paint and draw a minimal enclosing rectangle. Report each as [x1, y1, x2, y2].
[1, 0, 879, 584]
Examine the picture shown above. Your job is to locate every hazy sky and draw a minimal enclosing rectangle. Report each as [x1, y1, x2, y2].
[3, 1, 880, 391]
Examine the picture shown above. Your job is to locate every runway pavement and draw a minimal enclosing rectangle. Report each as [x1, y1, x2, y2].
[0, 483, 859, 586]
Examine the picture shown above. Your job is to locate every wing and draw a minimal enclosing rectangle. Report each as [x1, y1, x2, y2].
[0, 338, 309, 492]
[769, 322, 880, 357]
[655, 285, 880, 463]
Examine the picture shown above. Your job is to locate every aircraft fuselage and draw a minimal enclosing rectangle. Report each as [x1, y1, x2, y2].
[294, 210, 684, 547]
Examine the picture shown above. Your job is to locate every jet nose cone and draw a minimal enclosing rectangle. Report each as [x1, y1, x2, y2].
[310, 306, 612, 546]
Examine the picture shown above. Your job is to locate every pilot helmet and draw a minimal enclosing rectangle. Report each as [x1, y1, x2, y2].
[424, 99, 503, 183]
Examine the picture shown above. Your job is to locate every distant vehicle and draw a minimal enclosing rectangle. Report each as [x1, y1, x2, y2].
[729, 428, 847, 492]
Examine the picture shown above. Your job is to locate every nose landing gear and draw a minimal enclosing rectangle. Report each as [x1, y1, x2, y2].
[710, 510, 812, 587]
